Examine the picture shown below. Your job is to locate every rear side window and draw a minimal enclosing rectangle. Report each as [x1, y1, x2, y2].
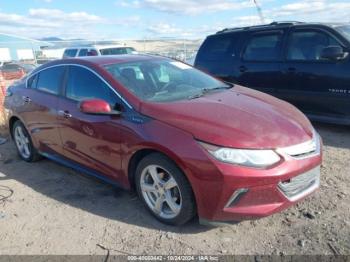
[198, 35, 236, 60]
[78, 49, 88, 57]
[36, 66, 65, 95]
[63, 49, 78, 57]
[287, 30, 341, 61]
[27, 74, 38, 89]
[65, 66, 118, 107]
[243, 33, 283, 61]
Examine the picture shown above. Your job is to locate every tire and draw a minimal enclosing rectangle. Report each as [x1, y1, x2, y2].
[135, 153, 196, 226]
[12, 121, 41, 162]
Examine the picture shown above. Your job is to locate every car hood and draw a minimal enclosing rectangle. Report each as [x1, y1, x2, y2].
[140, 85, 314, 149]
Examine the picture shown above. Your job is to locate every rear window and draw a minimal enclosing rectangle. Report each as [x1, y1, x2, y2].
[100, 47, 136, 55]
[198, 35, 236, 60]
[63, 49, 78, 58]
[2, 64, 19, 70]
[243, 33, 283, 61]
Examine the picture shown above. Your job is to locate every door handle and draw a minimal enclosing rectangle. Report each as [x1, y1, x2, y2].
[22, 96, 31, 103]
[239, 66, 247, 73]
[58, 110, 72, 119]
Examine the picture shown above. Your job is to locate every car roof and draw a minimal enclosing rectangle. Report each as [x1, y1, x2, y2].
[36, 54, 171, 71]
[215, 21, 350, 35]
[64, 45, 133, 50]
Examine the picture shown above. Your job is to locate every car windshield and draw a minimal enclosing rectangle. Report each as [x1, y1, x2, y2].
[336, 25, 350, 41]
[104, 60, 231, 102]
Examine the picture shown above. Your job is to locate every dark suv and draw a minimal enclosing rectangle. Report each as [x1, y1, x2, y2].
[195, 22, 350, 125]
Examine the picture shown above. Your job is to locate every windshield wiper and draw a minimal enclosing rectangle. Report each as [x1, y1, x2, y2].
[188, 85, 232, 100]
[188, 92, 204, 100]
[202, 85, 232, 93]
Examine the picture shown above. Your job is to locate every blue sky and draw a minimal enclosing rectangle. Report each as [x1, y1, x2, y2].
[0, 0, 349, 39]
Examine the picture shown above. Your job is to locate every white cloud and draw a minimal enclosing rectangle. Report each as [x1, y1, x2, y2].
[0, 8, 137, 39]
[118, 0, 254, 15]
[269, 0, 350, 22]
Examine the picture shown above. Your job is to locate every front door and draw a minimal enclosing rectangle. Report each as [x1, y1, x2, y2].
[278, 28, 350, 118]
[58, 65, 124, 181]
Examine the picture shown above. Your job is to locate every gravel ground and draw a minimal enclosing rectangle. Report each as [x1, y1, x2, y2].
[0, 122, 349, 255]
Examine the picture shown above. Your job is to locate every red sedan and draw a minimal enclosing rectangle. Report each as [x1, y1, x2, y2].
[4, 55, 322, 225]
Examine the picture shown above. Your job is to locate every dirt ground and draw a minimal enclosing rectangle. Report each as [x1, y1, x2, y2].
[0, 122, 349, 256]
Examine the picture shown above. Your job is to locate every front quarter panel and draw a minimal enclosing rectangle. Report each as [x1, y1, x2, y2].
[120, 114, 225, 217]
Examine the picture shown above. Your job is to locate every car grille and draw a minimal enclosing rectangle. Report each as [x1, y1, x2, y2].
[277, 130, 321, 159]
[278, 166, 320, 201]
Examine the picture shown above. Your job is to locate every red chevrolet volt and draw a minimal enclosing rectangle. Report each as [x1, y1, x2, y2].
[4, 55, 322, 226]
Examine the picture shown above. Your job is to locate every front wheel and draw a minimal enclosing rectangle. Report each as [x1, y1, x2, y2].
[135, 153, 196, 225]
[12, 121, 41, 162]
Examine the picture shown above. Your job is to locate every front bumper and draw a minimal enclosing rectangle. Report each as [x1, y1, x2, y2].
[191, 136, 322, 223]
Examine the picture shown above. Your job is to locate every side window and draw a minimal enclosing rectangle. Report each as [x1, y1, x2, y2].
[287, 30, 341, 61]
[78, 49, 88, 57]
[63, 49, 78, 57]
[66, 66, 119, 108]
[199, 35, 236, 60]
[36, 66, 65, 95]
[243, 33, 283, 61]
[27, 74, 38, 89]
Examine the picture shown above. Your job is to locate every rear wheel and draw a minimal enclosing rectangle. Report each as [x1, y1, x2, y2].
[12, 121, 41, 162]
[135, 153, 196, 225]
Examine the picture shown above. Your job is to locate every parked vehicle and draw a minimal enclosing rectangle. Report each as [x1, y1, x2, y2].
[195, 22, 350, 125]
[62, 45, 137, 58]
[5, 55, 322, 225]
[0, 62, 36, 80]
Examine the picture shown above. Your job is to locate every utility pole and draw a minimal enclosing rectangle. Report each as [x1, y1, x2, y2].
[253, 0, 265, 24]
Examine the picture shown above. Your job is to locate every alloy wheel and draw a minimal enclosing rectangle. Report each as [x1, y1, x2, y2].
[14, 125, 31, 159]
[140, 165, 182, 219]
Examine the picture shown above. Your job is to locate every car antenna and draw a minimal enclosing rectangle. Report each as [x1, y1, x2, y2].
[253, 0, 266, 24]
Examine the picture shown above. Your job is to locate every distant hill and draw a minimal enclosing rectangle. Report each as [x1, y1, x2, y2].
[38, 37, 63, 42]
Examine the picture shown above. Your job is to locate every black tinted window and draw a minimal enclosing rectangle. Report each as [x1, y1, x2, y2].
[27, 74, 38, 89]
[63, 49, 78, 57]
[36, 66, 65, 95]
[66, 66, 118, 107]
[3, 64, 19, 70]
[243, 33, 282, 61]
[287, 31, 341, 61]
[100, 47, 135, 55]
[78, 49, 88, 56]
[199, 35, 236, 60]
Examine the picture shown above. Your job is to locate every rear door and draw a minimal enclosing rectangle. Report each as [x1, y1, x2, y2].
[19, 66, 65, 155]
[58, 65, 124, 181]
[195, 33, 240, 82]
[238, 30, 286, 95]
[278, 27, 350, 118]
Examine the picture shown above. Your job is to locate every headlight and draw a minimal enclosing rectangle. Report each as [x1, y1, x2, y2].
[199, 142, 281, 168]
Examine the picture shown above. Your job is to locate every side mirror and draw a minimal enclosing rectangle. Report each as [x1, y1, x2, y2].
[79, 99, 121, 116]
[321, 46, 346, 60]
